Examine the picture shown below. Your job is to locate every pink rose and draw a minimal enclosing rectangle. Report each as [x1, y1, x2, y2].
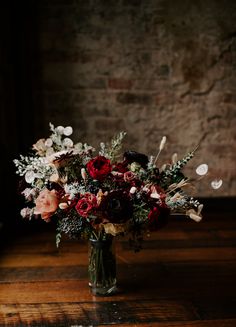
[34, 189, 59, 222]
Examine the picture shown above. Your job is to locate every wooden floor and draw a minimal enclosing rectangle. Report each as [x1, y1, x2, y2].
[0, 201, 236, 326]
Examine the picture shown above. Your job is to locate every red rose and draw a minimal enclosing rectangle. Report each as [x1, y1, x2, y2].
[148, 206, 169, 230]
[86, 156, 112, 181]
[75, 193, 97, 217]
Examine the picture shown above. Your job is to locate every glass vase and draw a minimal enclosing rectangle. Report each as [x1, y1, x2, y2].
[88, 236, 117, 296]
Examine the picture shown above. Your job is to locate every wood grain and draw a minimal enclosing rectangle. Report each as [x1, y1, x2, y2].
[0, 202, 236, 326]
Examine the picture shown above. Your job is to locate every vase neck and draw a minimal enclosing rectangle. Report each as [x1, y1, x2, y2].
[89, 237, 113, 248]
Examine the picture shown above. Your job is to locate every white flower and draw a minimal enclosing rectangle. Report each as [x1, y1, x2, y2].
[211, 179, 223, 189]
[56, 126, 64, 135]
[20, 207, 34, 219]
[63, 138, 73, 148]
[64, 126, 73, 136]
[64, 182, 81, 199]
[25, 171, 36, 184]
[130, 186, 137, 194]
[45, 138, 53, 147]
[21, 188, 32, 199]
[196, 164, 208, 176]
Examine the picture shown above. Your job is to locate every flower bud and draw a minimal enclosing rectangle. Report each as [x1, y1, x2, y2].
[59, 203, 69, 210]
[159, 136, 166, 151]
[81, 168, 87, 181]
[130, 186, 137, 194]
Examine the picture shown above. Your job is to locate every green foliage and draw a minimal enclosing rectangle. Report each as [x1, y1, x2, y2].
[160, 149, 196, 188]
[99, 132, 126, 163]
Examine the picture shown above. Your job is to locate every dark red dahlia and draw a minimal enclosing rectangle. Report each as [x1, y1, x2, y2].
[86, 156, 112, 181]
[100, 190, 133, 224]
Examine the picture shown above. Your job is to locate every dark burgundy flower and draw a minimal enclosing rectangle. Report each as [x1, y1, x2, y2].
[123, 150, 148, 168]
[123, 171, 141, 187]
[75, 193, 97, 217]
[86, 156, 112, 181]
[148, 206, 169, 230]
[100, 190, 133, 223]
[123, 171, 136, 183]
[113, 162, 128, 173]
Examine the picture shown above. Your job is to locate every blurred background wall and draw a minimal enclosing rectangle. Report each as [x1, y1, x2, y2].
[1, 0, 236, 222]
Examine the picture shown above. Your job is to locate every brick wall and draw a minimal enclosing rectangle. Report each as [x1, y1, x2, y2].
[34, 0, 236, 196]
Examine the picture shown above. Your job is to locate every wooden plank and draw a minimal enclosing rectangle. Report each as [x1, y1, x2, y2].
[2, 221, 236, 256]
[2, 231, 236, 256]
[1, 233, 236, 257]
[0, 246, 236, 267]
[106, 320, 236, 327]
[0, 300, 200, 326]
[0, 205, 235, 326]
[0, 261, 236, 283]
[0, 276, 236, 303]
[121, 238, 236, 250]
[0, 299, 236, 326]
[0, 266, 88, 282]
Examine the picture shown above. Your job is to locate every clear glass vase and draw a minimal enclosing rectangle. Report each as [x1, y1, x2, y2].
[88, 236, 117, 296]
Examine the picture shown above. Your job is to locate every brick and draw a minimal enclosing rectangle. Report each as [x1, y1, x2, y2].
[116, 93, 152, 105]
[222, 92, 236, 104]
[156, 65, 170, 77]
[28, 0, 236, 197]
[94, 118, 124, 131]
[108, 78, 133, 90]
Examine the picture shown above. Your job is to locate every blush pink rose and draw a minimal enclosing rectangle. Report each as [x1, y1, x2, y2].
[34, 189, 59, 222]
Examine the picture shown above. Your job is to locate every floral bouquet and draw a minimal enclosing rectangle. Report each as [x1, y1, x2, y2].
[14, 123, 205, 295]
